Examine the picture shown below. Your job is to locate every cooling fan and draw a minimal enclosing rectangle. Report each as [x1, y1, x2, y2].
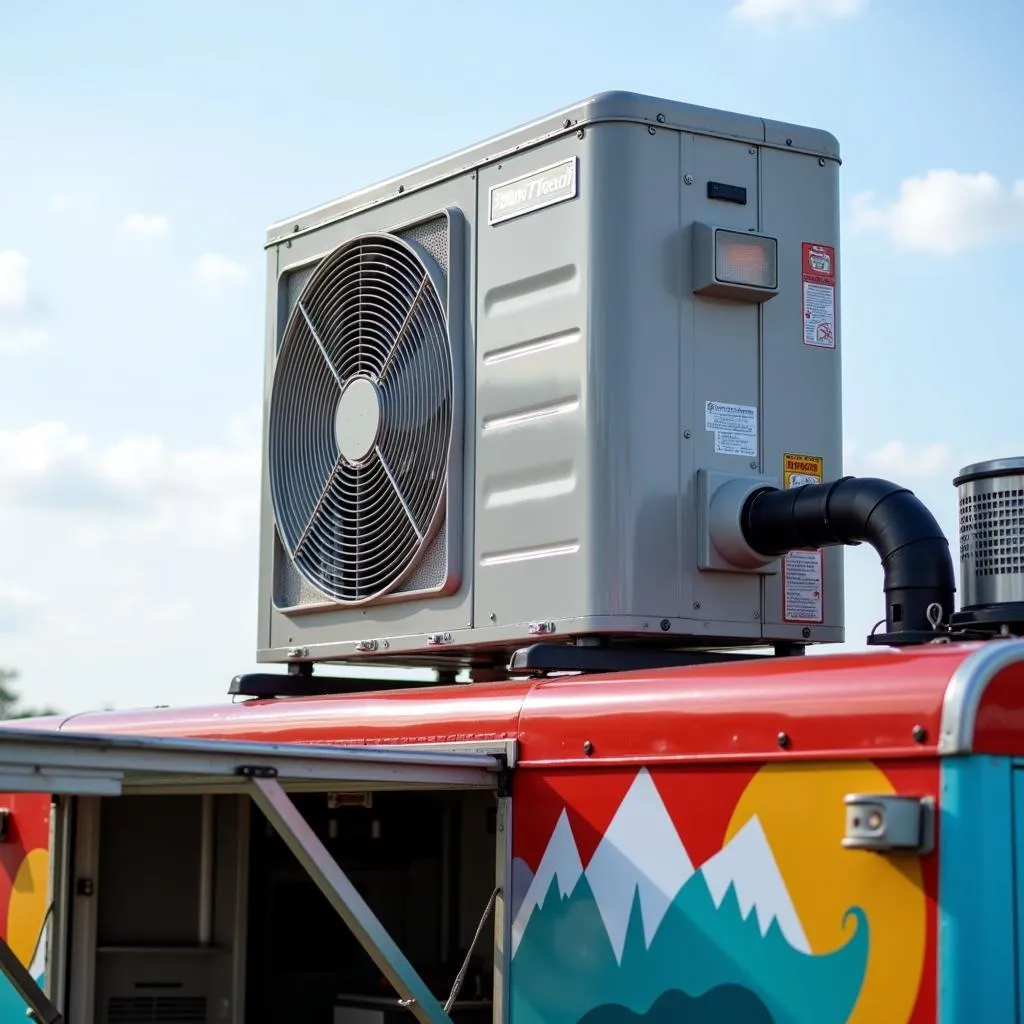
[269, 231, 456, 605]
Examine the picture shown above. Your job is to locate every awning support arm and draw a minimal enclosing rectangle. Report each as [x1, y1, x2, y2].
[249, 776, 453, 1024]
[0, 936, 62, 1024]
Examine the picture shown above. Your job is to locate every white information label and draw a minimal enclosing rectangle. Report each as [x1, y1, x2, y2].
[802, 280, 836, 349]
[783, 550, 824, 623]
[705, 401, 757, 458]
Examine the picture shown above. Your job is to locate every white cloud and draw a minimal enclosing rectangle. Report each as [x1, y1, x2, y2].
[46, 192, 93, 215]
[850, 170, 1024, 254]
[0, 250, 29, 312]
[0, 583, 43, 636]
[730, 0, 865, 24]
[0, 326, 48, 355]
[120, 213, 170, 239]
[0, 412, 261, 548]
[844, 439, 953, 479]
[195, 253, 249, 292]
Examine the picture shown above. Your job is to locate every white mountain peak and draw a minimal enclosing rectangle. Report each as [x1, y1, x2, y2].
[700, 814, 810, 954]
[585, 768, 695, 962]
[510, 809, 583, 956]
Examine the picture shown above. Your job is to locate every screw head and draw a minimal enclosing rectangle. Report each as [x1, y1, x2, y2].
[777, 731, 791, 749]
[576, 128, 585, 139]
[656, 113, 666, 123]
[683, 174, 694, 186]
[583, 740, 594, 756]
[819, 157, 827, 167]
[693, 601, 701, 610]
[648, 125, 657, 135]
[660, 618, 671, 632]
[683, 429, 692, 439]
[753, 610, 761, 620]
[912, 724, 928, 744]
[801, 627, 811, 639]
[562, 118, 572, 129]
[785, 138, 793, 146]
[749, 460, 758, 470]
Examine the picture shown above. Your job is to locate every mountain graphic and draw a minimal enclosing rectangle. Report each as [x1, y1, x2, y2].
[509, 769, 870, 1024]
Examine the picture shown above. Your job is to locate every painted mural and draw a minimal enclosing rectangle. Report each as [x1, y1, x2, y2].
[509, 762, 936, 1024]
[0, 795, 50, 1023]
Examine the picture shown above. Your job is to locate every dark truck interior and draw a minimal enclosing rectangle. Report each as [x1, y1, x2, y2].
[83, 788, 498, 1023]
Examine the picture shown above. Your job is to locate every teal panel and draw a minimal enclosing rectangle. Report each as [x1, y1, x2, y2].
[939, 756, 1016, 1023]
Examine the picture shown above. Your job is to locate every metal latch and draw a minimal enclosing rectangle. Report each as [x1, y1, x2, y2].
[842, 794, 934, 855]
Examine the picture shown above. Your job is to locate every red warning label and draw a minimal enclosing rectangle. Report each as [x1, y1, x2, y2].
[801, 242, 836, 350]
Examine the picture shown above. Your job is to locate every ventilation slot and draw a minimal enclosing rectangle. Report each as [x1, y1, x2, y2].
[107, 996, 207, 1023]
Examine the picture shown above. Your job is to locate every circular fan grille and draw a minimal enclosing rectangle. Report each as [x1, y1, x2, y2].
[269, 232, 453, 604]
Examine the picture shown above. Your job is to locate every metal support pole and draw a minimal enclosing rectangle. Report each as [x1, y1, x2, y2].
[198, 794, 215, 946]
[0, 937, 62, 1024]
[248, 777, 452, 1024]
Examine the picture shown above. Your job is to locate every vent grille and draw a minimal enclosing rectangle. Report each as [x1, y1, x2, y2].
[107, 996, 207, 1023]
[269, 231, 454, 605]
[959, 489, 1024, 577]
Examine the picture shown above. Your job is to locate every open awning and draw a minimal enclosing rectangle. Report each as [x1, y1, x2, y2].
[0, 727, 509, 1024]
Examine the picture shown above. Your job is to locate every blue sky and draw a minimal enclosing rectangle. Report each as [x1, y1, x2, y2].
[1, 0, 1022, 712]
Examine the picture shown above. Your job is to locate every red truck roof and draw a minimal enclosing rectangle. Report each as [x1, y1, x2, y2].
[15, 640, 1024, 765]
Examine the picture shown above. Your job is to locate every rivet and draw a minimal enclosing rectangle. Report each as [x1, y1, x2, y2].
[683, 429, 692, 439]
[583, 740, 594, 756]
[777, 731, 791, 749]
[656, 113, 666, 123]
[912, 724, 928, 744]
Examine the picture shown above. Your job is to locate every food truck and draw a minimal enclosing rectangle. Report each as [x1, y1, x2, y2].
[0, 91, 1022, 1024]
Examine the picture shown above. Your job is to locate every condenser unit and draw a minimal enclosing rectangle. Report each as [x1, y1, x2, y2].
[256, 91, 844, 671]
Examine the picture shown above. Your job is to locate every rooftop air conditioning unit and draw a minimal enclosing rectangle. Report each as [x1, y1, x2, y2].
[255, 91, 844, 673]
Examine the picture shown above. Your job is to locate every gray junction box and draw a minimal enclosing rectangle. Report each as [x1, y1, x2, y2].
[256, 91, 844, 670]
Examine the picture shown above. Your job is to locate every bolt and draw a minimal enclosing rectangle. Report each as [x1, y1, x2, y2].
[683, 174, 694, 186]
[801, 627, 811, 639]
[693, 601, 701, 610]
[683, 429, 692, 439]
[819, 157, 827, 167]
[583, 740, 594, 756]
[656, 113, 666, 123]
[648, 125, 657, 136]
[563, 118, 572, 129]
[912, 724, 928, 744]
[749, 460, 758, 470]
[660, 618, 671, 632]
[777, 731, 791, 749]
[576, 128, 585, 139]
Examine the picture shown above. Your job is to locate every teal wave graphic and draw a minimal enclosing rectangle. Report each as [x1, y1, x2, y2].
[510, 871, 869, 1024]
[0, 971, 44, 1024]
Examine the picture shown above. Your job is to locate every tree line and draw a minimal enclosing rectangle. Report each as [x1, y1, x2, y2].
[0, 668, 59, 720]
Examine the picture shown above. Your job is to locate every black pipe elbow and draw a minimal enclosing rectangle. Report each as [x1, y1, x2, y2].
[741, 476, 956, 637]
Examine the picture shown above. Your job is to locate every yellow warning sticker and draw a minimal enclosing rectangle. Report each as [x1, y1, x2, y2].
[783, 453, 823, 489]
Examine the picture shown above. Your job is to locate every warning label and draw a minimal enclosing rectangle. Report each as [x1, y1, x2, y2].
[783, 452, 824, 489]
[782, 451, 824, 623]
[783, 551, 824, 623]
[801, 242, 836, 350]
[705, 400, 757, 458]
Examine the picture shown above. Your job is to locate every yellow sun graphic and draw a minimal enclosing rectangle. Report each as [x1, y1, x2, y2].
[725, 762, 926, 1024]
[7, 849, 49, 968]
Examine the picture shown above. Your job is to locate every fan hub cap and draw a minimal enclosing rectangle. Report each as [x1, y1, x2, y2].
[335, 376, 382, 464]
